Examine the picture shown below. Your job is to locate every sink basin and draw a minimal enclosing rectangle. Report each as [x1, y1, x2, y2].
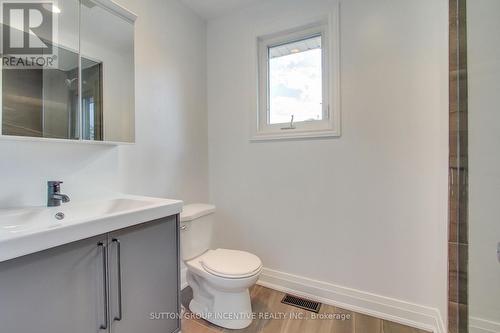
[0, 198, 158, 235]
[0, 208, 49, 233]
[0, 195, 183, 262]
[53, 198, 157, 222]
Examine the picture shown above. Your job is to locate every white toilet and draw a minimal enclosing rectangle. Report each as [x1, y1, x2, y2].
[180, 204, 262, 329]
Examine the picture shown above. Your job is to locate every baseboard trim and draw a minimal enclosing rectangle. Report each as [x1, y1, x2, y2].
[470, 317, 500, 333]
[257, 267, 445, 333]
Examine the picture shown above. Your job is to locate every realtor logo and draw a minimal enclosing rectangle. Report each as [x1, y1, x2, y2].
[1, 1, 58, 68]
[2, 2, 53, 54]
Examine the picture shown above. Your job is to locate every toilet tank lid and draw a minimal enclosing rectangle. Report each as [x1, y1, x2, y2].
[181, 204, 216, 222]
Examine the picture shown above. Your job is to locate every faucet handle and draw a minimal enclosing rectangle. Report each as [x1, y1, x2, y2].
[48, 181, 63, 191]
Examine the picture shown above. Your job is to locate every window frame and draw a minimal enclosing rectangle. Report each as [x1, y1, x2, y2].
[253, 16, 340, 141]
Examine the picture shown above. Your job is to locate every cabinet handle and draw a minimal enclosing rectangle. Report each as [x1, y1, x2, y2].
[98, 242, 109, 330]
[112, 239, 123, 321]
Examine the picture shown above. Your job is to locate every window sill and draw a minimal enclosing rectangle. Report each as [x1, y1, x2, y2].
[250, 128, 340, 142]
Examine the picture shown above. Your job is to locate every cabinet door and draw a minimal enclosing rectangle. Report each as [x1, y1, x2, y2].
[108, 216, 180, 333]
[0, 235, 109, 333]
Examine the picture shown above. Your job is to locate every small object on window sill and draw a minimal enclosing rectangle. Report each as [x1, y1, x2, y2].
[281, 115, 296, 130]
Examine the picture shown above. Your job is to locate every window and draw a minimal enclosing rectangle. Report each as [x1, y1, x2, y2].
[269, 35, 323, 125]
[254, 19, 340, 140]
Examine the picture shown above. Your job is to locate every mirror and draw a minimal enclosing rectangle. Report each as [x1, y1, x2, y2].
[1, 0, 80, 139]
[80, 0, 135, 142]
[0, 0, 135, 143]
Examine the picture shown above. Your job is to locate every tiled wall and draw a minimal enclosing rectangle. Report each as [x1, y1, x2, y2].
[448, 0, 468, 332]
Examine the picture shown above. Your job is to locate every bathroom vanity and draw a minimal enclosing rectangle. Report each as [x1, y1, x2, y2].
[0, 196, 182, 333]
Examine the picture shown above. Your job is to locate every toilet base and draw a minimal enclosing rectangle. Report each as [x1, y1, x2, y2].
[187, 270, 256, 329]
[189, 292, 253, 329]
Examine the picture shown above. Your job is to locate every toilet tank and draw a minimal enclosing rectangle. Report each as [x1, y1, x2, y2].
[180, 204, 216, 261]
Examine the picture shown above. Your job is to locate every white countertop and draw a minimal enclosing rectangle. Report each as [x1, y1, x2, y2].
[0, 194, 183, 263]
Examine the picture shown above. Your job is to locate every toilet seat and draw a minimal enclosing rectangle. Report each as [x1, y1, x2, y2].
[188, 249, 262, 279]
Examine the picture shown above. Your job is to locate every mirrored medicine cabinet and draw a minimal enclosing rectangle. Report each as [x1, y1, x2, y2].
[0, 0, 136, 143]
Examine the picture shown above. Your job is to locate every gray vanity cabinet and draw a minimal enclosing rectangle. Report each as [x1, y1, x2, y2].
[0, 234, 108, 333]
[0, 216, 180, 333]
[107, 216, 180, 333]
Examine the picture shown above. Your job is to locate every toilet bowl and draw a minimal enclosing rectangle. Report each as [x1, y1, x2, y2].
[180, 204, 262, 329]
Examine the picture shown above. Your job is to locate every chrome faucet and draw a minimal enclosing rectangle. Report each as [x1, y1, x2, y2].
[47, 181, 70, 207]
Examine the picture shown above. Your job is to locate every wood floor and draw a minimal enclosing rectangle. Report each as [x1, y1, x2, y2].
[181, 285, 430, 333]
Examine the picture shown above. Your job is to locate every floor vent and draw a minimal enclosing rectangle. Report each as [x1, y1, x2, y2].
[281, 294, 322, 313]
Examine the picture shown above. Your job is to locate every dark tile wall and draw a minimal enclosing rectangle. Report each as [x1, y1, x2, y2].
[448, 0, 468, 332]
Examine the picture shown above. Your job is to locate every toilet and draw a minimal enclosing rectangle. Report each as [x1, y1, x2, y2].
[180, 204, 262, 329]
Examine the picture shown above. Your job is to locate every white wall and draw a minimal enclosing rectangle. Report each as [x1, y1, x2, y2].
[0, 0, 208, 207]
[207, 0, 449, 329]
[468, 1, 500, 331]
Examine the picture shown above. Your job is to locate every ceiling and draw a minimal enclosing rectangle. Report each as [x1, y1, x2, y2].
[180, 0, 265, 20]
